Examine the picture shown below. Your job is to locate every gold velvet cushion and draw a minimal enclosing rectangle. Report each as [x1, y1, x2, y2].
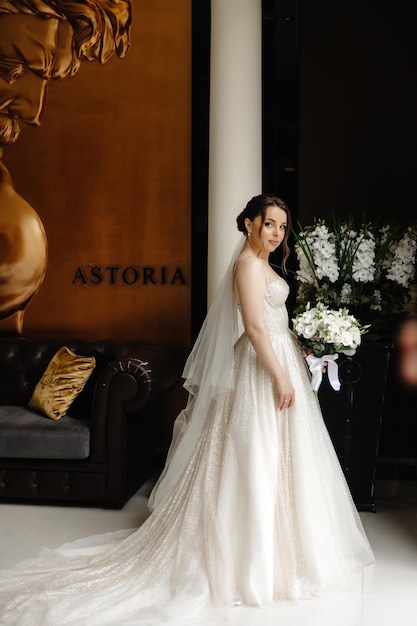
[28, 347, 96, 420]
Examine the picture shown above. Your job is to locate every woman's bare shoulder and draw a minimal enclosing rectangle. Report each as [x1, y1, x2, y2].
[233, 254, 266, 304]
[234, 253, 264, 278]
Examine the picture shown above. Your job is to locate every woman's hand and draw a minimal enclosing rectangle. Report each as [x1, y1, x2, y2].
[273, 375, 295, 411]
[302, 345, 328, 372]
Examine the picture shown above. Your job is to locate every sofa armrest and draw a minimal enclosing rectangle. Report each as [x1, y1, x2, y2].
[88, 345, 184, 464]
[98, 356, 153, 410]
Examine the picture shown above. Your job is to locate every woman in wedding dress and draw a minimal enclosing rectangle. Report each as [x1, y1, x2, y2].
[0, 194, 374, 625]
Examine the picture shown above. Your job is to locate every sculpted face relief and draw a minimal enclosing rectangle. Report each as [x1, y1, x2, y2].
[0, 1, 132, 334]
[0, 15, 75, 143]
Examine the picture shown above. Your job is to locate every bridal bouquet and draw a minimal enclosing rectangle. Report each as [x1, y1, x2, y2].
[293, 216, 417, 339]
[292, 302, 367, 392]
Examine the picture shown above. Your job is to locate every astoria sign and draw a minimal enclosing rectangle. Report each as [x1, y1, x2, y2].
[72, 265, 187, 287]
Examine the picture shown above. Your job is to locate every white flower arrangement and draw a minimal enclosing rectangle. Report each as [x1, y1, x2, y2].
[292, 303, 368, 392]
[385, 226, 417, 288]
[292, 302, 365, 358]
[294, 216, 417, 339]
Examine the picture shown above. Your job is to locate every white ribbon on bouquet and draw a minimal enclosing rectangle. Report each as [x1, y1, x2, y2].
[305, 353, 340, 392]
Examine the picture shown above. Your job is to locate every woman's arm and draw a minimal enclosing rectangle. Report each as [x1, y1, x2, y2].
[234, 256, 295, 410]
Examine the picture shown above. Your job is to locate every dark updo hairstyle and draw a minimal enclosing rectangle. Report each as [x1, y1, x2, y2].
[236, 194, 292, 273]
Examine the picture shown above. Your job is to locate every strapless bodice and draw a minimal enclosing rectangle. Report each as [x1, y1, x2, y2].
[263, 277, 290, 337]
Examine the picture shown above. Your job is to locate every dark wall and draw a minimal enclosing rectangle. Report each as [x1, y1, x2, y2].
[261, 1, 417, 470]
[262, 0, 299, 213]
[298, 0, 417, 224]
[296, 0, 417, 471]
[191, 0, 210, 340]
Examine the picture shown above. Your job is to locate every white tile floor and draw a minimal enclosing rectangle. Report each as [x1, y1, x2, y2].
[1, 479, 416, 625]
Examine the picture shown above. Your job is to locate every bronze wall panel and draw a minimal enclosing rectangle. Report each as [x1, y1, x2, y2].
[1, 0, 191, 350]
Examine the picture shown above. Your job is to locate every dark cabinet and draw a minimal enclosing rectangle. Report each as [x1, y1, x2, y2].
[318, 342, 391, 512]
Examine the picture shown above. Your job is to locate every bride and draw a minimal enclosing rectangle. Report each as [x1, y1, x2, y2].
[0, 194, 374, 625]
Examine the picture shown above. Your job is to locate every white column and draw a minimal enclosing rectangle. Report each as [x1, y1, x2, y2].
[207, 0, 263, 305]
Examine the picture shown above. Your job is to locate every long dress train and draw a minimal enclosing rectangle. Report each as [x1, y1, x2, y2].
[0, 275, 374, 625]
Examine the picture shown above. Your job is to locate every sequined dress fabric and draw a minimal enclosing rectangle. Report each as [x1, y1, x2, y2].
[0, 278, 374, 625]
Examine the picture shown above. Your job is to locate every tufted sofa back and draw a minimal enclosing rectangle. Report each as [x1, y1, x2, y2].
[0, 338, 155, 418]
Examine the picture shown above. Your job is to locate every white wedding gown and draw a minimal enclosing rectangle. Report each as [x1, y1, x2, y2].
[0, 276, 374, 625]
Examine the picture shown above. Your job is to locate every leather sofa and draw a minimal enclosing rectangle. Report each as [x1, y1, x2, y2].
[0, 338, 184, 508]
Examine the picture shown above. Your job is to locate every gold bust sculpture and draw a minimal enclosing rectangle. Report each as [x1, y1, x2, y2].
[0, 0, 132, 334]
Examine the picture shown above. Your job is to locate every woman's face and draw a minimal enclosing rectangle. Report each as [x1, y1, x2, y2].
[245, 205, 288, 254]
